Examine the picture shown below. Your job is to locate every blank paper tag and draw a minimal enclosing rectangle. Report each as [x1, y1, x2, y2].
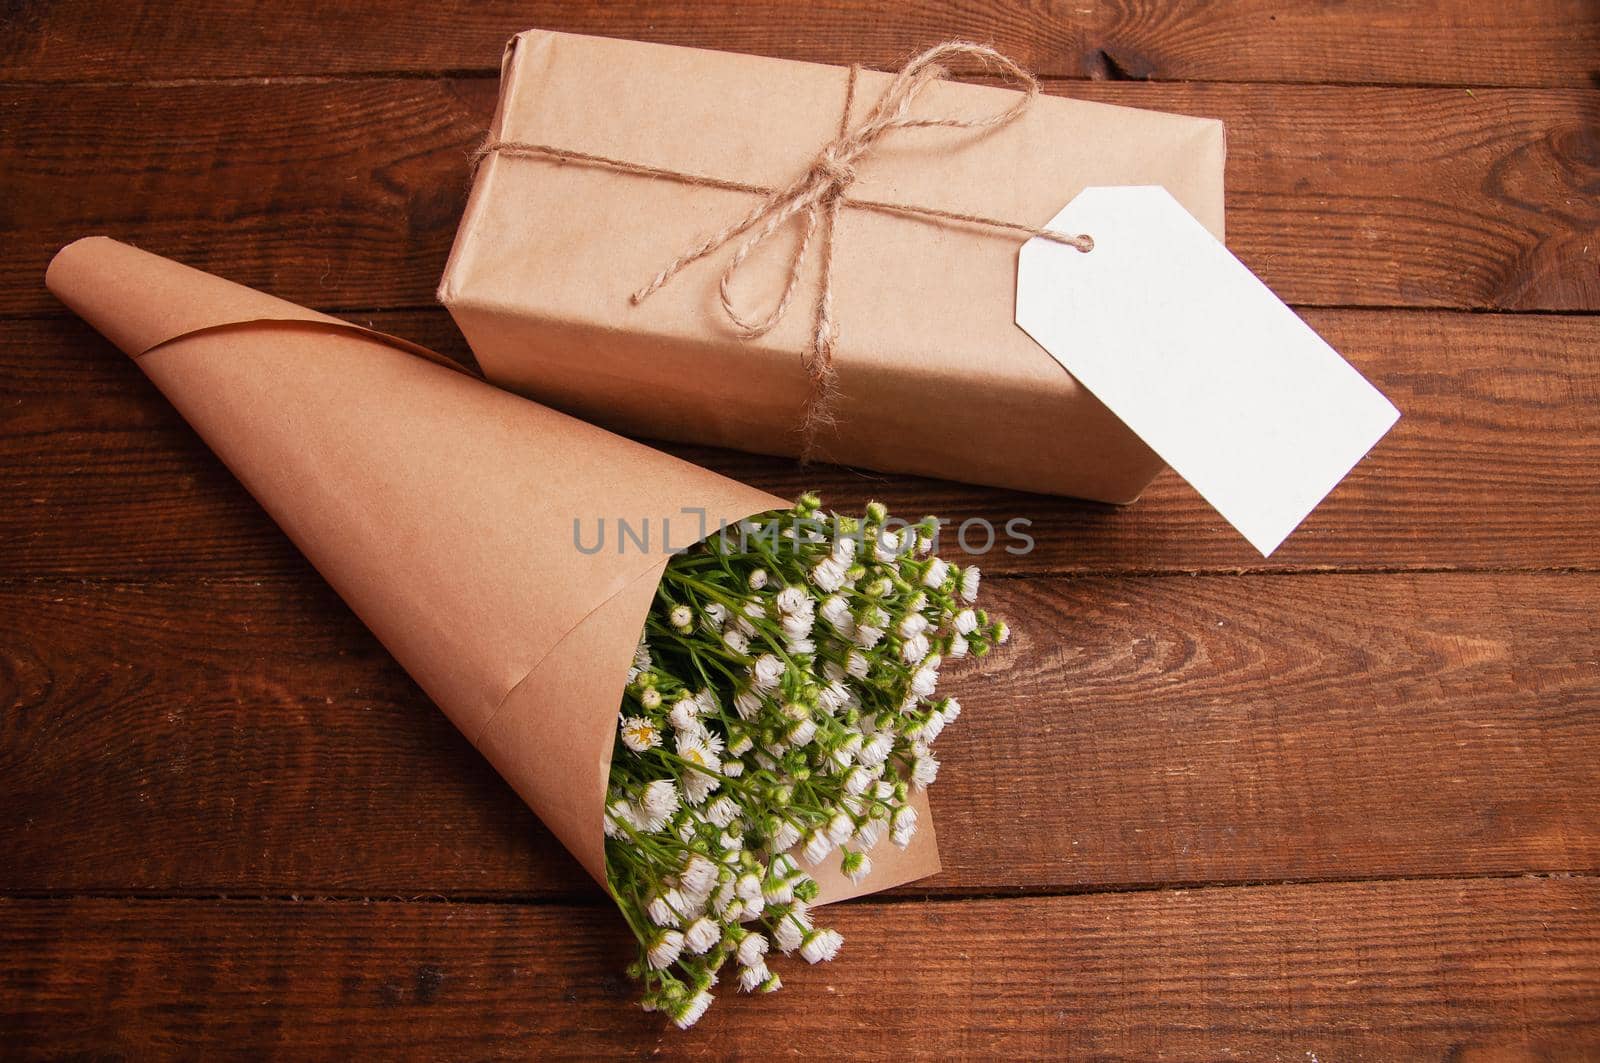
[1017, 186, 1400, 556]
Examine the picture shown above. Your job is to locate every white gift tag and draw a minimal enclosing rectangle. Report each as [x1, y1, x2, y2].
[1017, 186, 1400, 556]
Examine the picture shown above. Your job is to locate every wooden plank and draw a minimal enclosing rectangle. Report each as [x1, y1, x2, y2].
[4, 0, 1597, 88]
[3, 81, 1598, 318]
[5, 572, 1597, 896]
[3, 308, 1595, 580]
[4, 880, 1598, 1056]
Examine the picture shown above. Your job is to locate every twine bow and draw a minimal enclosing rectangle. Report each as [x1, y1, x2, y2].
[473, 41, 1093, 459]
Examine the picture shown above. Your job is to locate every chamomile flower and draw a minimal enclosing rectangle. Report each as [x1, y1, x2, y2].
[801, 829, 834, 866]
[640, 779, 679, 821]
[961, 565, 981, 602]
[738, 932, 769, 966]
[825, 811, 854, 845]
[683, 916, 720, 956]
[733, 688, 762, 721]
[705, 796, 741, 829]
[738, 961, 771, 993]
[683, 771, 720, 806]
[901, 632, 931, 664]
[604, 799, 636, 839]
[619, 716, 662, 753]
[677, 734, 721, 776]
[830, 682, 859, 715]
[810, 556, 847, 592]
[855, 816, 886, 851]
[831, 535, 857, 564]
[781, 611, 814, 641]
[648, 929, 685, 969]
[800, 928, 845, 964]
[647, 891, 680, 927]
[785, 718, 817, 747]
[857, 732, 894, 767]
[840, 848, 872, 883]
[628, 640, 652, 683]
[680, 854, 718, 895]
[762, 876, 794, 905]
[872, 529, 903, 563]
[773, 914, 804, 953]
[668, 696, 700, 732]
[891, 803, 919, 847]
[769, 819, 802, 853]
[672, 989, 714, 1029]
[751, 654, 784, 689]
[819, 594, 851, 628]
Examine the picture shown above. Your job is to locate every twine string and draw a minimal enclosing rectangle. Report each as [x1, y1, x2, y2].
[472, 40, 1093, 458]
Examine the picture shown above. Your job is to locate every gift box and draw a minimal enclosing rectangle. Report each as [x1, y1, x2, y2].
[439, 31, 1226, 502]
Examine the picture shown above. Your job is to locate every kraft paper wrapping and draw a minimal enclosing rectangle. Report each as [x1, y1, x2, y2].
[46, 238, 939, 902]
[440, 30, 1227, 502]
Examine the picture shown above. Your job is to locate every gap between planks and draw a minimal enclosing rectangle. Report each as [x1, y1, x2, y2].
[4, 868, 1596, 909]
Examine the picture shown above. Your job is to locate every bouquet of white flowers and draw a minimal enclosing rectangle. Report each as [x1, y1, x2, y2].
[604, 495, 1009, 1027]
[48, 240, 1007, 1033]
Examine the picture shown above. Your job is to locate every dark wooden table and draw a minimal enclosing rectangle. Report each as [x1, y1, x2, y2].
[4, 3, 1599, 1058]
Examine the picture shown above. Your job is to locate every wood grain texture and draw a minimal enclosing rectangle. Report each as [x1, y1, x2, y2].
[4, 6, 1600, 1056]
[2, 79, 1597, 318]
[4, 0, 1598, 87]
[4, 879, 1598, 1058]
[5, 572, 1596, 896]
[4, 308, 1595, 580]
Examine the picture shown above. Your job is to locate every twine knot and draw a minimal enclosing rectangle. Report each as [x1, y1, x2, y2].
[811, 147, 858, 190]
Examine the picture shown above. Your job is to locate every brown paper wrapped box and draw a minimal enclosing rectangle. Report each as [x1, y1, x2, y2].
[440, 30, 1226, 502]
[45, 237, 938, 903]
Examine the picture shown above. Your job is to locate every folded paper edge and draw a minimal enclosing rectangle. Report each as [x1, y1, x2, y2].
[139, 317, 476, 379]
[48, 237, 476, 380]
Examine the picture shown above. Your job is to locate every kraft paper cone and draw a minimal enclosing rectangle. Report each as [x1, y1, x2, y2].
[46, 238, 939, 902]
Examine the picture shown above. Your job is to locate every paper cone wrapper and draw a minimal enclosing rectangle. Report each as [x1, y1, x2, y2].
[46, 237, 938, 902]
